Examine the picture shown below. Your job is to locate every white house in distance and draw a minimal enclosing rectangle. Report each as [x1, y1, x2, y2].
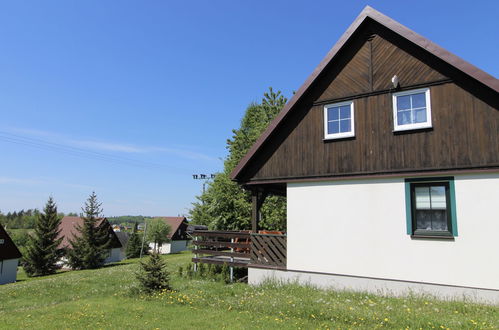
[0, 224, 22, 285]
[58, 216, 125, 263]
[149, 217, 190, 254]
[230, 7, 499, 303]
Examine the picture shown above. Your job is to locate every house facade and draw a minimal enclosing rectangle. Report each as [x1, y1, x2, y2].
[149, 217, 190, 254]
[0, 224, 22, 285]
[231, 7, 498, 303]
[58, 216, 125, 264]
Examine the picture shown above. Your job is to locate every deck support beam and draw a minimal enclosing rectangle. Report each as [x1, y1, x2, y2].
[251, 190, 267, 233]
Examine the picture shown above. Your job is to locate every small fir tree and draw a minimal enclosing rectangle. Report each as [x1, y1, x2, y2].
[126, 223, 143, 258]
[66, 192, 111, 269]
[23, 197, 63, 277]
[135, 251, 171, 293]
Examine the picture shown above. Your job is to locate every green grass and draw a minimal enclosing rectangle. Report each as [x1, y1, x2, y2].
[1, 252, 497, 329]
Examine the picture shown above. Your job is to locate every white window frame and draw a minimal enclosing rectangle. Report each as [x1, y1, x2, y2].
[392, 88, 432, 132]
[323, 100, 355, 140]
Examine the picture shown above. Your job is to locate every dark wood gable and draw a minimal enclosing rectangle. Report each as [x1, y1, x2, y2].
[233, 11, 499, 187]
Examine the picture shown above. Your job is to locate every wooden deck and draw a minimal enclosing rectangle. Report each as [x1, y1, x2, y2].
[192, 230, 286, 270]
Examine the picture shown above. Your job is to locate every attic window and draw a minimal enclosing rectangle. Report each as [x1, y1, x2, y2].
[393, 88, 432, 131]
[324, 101, 355, 140]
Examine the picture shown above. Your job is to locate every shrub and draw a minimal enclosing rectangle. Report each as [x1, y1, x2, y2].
[135, 252, 171, 293]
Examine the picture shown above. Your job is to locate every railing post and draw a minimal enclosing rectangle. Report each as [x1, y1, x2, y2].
[193, 235, 198, 273]
[230, 237, 234, 282]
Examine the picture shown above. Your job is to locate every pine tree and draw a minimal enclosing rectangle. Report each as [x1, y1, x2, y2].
[23, 197, 63, 277]
[66, 192, 111, 269]
[135, 251, 171, 293]
[126, 223, 143, 258]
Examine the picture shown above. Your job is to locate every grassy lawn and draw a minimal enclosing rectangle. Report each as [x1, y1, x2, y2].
[1, 252, 497, 329]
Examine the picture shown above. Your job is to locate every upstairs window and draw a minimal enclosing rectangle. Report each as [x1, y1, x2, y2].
[393, 88, 432, 131]
[324, 101, 355, 140]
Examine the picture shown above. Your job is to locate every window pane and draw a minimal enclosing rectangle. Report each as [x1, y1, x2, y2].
[415, 187, 431, 209]
[430, 186, 447, 209]
[412, 93, 426, 108]
[397, 95, 411, 110]
[328, 121, 339, 134]
[398, 110, 411, 125]
[339, 119, 351, 133]
[432, 210, 448, 231]
[415, 210, 432, 230]
[413, 108, 427, 123]
[339, 105, 351, 119]
[327, 107, 339, 121]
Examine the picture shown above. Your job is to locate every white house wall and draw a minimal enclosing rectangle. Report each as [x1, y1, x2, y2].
[286, 173, 499, 290]
[150, 240, 189, 254]
[104, 248, 124, 263]
[0, 258, 19, 285]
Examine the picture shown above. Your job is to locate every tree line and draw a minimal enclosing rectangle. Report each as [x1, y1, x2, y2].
[12, 193, 171, 277]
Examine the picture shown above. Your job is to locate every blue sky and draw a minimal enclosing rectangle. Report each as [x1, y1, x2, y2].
[0, 1, 497, 216]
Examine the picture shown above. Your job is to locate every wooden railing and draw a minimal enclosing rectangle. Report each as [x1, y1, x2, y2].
[191, 230, 286, 269]
[250, 233, 287, 268]
[192, 230, 251, 267]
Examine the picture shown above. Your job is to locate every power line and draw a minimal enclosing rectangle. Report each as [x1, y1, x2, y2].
[0, 130, 180, 171]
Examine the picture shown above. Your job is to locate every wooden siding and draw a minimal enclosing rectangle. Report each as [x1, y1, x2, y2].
[317, 40, 371, 101]
[371, 35, 447, 91]
[243, 82, 498, 182]
[316, 33, 448, 103]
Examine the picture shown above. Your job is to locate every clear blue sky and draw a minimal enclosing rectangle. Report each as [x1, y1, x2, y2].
[0, 1, 497, 217]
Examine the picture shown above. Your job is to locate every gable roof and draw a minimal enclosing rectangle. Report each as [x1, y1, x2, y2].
[0, 224, 22, 260]
[154, 217, 188, 239]
[230, 6, 499, 182]
[58, 216, 122, 249]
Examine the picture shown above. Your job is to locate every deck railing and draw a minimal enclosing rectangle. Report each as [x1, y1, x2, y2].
[250, 233, 287, 268]
[192, 230, 251, 267]
[191, 230, 286, 269]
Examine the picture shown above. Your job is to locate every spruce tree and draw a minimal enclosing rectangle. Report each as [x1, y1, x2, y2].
[135, 251, 171, 293]
[125, 223, 143, 258]
[23, 197, 63, 277]
[66, 192, 111, 269]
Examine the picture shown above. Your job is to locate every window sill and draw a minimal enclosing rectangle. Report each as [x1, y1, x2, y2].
[411, 233, 455, 240]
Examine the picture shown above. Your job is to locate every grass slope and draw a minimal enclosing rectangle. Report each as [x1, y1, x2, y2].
[1, 252, 497, 329]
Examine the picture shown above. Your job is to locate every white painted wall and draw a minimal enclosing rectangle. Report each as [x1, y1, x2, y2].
[0, 259, 19, 285]
[150, 240, 189, 254]
[104, 248, 124, 263]
[287, 173, 499, 290]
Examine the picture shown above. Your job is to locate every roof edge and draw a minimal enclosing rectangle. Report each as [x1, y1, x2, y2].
[230, 6, 499, 182]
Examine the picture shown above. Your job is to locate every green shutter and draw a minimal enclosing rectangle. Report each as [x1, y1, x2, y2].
[405, 181, 412, 235]
[449, 179, 458, 236]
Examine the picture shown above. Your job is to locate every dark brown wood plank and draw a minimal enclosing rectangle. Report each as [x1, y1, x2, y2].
[195, 249, 249, 258]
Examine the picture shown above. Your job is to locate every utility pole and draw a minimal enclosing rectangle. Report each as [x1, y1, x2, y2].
[192, 173, 216, 195]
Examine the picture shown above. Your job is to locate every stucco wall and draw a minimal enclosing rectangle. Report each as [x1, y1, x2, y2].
[150, 240, 189, 254]
[104, 248, 124, 263]
[287, 173, 499, 290]
[0, 258, 19, 285]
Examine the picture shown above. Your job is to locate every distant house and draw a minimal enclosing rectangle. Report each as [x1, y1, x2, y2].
[149, 217, 190, 254]
[230, 6, 499, 302]
[0, 224, 22, 285]
[58, 216, 124, 263]
[114, 231, 130, 258]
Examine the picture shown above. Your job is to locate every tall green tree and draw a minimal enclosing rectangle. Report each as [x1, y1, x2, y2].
[146, 218, 170, 253]
[126, 223, 143, 258]
[190, 88, 287, 230]
[23, 197, 63, 276]
[66, 192, 111, 269]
